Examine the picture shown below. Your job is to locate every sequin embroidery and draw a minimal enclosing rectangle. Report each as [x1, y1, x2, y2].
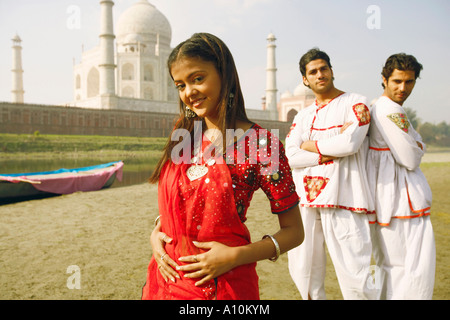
[387, 113, 410, 133]
[352, 103, 371, 126]
[303, 176, 330, 203]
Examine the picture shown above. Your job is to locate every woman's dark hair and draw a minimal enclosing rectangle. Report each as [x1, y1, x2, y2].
[299, 48, 332, 77]
[381, 53, 423, 89]
[149, 33, 250, 183]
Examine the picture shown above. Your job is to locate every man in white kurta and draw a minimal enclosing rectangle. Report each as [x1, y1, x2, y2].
[367, 53, 435, 299]
[286, 49, 377, 300]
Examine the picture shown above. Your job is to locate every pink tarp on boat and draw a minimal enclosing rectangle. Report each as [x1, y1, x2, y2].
[0, 161, 123, 195]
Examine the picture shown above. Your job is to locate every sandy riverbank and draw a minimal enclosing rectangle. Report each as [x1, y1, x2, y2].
[0, 183, 342, 300]
[0, 181, 447, 300]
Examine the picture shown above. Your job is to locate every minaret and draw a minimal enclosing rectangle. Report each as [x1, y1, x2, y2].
[99, 0, 116, 108]
[265, 33, 278, 121]
[11, 34, 24, 103]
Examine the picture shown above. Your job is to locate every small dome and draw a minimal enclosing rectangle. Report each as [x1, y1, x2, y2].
[293, 83, 314, 97]
[281, 90, 292, 99]
[12, 34, 22, 42]
[116, 0, 171, 46]
[267, 32, 276, 41]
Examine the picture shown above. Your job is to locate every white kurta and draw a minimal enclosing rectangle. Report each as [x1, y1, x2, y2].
[366, 95, 432, 226]
[286, 92, 378, 300]
[366, 95, 435, 300]
[286, 92, 374, 215]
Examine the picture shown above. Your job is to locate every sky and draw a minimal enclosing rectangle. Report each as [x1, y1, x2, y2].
[1, 0, 449, 124]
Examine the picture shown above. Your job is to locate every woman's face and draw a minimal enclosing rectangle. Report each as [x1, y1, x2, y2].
[171, 57, 222, 125]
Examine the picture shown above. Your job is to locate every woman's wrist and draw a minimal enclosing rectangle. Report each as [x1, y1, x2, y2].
[232, 235, 281, 267]
[262, 234, 280, 262]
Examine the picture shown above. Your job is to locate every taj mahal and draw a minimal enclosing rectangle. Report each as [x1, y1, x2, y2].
[71, 0, 177, 112]
[5, 0, 315, 137]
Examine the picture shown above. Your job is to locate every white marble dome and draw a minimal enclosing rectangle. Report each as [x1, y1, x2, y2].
[281, 89, 293, 99]
[293, 83, 314, 97]
[123, 33, 143, 44]
[116, 0, 171, 46]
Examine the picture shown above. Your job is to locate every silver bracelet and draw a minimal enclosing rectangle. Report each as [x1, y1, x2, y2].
[262, 234, 280, 262]
[154, 215, 161, 226]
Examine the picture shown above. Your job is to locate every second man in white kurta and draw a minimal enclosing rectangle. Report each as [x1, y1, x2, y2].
[367, 53, 435, 299]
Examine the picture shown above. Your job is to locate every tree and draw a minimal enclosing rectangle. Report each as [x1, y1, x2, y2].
[436, 121, 449, 136]
[404, 107, 419, 128]
[417, 122, 437, 144]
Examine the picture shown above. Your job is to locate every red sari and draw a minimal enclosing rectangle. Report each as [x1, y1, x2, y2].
[141, 124, 299, 300]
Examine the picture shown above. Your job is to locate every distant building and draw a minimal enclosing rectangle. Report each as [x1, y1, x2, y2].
[71, 0, 178, 113]
[11, 34, 24, 104]
[7, 0, 305, 135]
[261, 33, 315, 123]
[265, 33, 278, 121]
[277, 84, 315, 123]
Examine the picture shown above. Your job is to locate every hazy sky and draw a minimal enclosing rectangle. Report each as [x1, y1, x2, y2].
[1, 0, 449, 123]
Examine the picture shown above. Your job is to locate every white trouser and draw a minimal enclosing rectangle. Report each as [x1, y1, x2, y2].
[288, 207, 379, 300]
[372, 216, 436, 300]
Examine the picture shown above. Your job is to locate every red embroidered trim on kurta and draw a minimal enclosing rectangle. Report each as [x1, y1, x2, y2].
[314, 92, 345, 109]
[352, 103, 371, 126]
[405, 180, 431, 215]
[300, 203, 376, 215]
[369, 146, 391, 151]
[370, 180, 431, 226]
[303, 176, 329, 203]
[311, 125, 344, 131]
[287, 123, 296, 138]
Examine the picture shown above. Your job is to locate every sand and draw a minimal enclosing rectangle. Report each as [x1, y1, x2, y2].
[0, 182, 446, 300]
[0, 183, 343, 300]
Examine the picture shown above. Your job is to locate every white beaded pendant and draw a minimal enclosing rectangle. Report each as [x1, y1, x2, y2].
[186, 165, 209, 181]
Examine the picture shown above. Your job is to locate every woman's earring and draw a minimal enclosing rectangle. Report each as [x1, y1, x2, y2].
[185, 106, 197, 119]
[228, 93, 235, 109]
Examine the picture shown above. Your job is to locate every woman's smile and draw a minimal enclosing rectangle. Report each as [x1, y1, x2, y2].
[191, 97, 206, 109]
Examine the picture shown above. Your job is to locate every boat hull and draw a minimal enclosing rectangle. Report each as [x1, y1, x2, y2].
[0, 161, 123, 201]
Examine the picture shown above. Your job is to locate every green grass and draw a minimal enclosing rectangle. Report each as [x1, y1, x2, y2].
[421, 162, 450, 299]
[0, 133, 167, 159]
[421, 162, 450, 214]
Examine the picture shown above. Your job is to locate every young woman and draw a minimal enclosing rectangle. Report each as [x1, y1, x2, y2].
[141, 33, 304, 300]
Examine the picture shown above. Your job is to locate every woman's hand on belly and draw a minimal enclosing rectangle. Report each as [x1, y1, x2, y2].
[177, 241, 238, 287]
[150, 221, 180, 283]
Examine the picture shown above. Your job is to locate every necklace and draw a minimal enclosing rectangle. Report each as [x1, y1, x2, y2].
[186, 130, 218, 182]
[186, 157, 216, 181]
[186, 163, 209, 181]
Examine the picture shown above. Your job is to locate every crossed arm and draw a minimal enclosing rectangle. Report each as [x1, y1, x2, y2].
[372, 103, 425, 171]
[299, 121, 354, 162]
[286, 120, 355, 168]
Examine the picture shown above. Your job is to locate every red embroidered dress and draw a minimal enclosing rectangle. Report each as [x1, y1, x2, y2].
[141, 124, 299, 300]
